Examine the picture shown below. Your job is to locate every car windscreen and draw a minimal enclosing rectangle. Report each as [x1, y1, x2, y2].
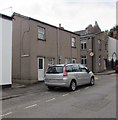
[46, 66, 63, 74]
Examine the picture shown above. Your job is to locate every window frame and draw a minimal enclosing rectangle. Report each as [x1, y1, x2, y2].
[38, 26, 46, 41]
[81, 40, 87, 50]
[98, 39, 102, 51]
[48, 57, 55, 65]
[81, 55, 87, 65]
[71, 37, 76, 48]
[72, 58, 76, 63]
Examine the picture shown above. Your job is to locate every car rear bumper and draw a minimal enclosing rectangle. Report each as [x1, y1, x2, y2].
[44, 79, 70, 87]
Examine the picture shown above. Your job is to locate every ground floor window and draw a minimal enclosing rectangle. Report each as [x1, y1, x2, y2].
[65, 58, 71, 64]
[72, 58, 76, 63]
[81, 55, 87, 65]
[48, 57, 55, 65]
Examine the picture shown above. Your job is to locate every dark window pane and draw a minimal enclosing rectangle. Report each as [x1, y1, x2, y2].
[46, 66, 63, 74]
[39, 59, 43, 69]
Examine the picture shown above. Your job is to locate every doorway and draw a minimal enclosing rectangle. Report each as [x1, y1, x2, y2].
[37, 57, 44, 81]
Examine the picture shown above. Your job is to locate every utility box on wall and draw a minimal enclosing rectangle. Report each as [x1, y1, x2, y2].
[0, 14, 12, 86]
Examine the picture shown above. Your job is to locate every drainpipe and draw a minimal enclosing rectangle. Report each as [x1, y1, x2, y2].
[57, 24, 61, 64]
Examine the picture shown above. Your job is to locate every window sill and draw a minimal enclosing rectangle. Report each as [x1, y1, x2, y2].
[37, 38, 46, 41]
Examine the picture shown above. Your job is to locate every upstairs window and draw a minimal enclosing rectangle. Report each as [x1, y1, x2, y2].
[71, 37, 76, 48]
[98, 39, 101, 50]
[81, 41, 87, 50]
[38, 26, 45, 40]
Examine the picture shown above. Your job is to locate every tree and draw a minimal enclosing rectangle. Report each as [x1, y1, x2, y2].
[108, 25, 118, 39]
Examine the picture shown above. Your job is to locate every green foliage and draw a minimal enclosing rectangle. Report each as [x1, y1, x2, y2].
[108, 25, 118, 37]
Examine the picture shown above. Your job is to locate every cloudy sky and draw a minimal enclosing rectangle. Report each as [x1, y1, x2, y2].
[0, 0, 117, 32]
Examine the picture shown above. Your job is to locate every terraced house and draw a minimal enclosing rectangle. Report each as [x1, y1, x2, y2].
[12, 13, 80, 83]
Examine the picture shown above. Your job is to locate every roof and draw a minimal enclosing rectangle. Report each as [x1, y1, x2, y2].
[12, 12, 80, 36]
[0, 13, 12, 20]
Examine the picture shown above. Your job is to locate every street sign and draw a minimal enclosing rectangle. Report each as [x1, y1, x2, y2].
[90, 52, 94, 56]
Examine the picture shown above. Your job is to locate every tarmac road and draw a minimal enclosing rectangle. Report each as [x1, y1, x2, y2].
[1, 73, 116, 118]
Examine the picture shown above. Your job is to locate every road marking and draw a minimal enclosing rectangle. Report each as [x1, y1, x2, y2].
[85, 87, 89, 90]
[25, 104, 37, 109]
[46, 98, 55, 102]
[0, 112, 12, 117]
[95, 77, 98, 80]
[62, 93, 69, 96]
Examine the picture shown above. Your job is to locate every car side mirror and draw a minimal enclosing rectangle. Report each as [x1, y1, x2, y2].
[85, 68, 90, 73]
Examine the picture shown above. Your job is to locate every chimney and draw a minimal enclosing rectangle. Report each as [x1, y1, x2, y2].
[59, 24, 61, 28]
[59, 23, 64, 29]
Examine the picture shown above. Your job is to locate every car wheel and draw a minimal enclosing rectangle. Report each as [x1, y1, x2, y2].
[90, 77, 95, 85]
[47, 86, 55, 90]
[69, 80, 77, 91]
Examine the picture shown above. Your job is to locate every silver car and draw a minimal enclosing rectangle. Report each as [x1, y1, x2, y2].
[44, 64, 95, 91]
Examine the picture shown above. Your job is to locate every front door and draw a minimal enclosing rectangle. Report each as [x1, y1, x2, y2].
[37, 57, 44, 81]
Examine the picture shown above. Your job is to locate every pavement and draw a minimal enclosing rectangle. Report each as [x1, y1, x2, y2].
[0, 70, 116, 101]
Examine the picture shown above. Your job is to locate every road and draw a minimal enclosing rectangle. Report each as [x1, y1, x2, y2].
[1, 73, 116, 118]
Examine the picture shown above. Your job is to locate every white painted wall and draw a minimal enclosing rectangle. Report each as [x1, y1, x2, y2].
[0, 15, 12, 85]
[108, 37, 118, 61]
[0, 15, 2, 84]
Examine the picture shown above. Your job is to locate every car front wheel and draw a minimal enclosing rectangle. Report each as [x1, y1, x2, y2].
[90, 77, 95, 85]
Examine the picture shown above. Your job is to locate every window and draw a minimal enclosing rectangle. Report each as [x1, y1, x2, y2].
[65, 58, 71, 64]
[46, 66, 63, 74]
[72, 64, 79, 72]
[38, 26, 45, 40]
[66, 65, 72, 72]
[71, 37, 76, 48]
[80, 68, 87, 72]
[81, 56, 87, 65]
[98, 39, 101, 50]
[48, 58, 55, 65]
[72, 59, 76, 63]
[81, 41, 87, 50]
[99, 55, 101, 66]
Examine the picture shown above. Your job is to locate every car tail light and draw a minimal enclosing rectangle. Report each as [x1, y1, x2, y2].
[63, 66, 68, 76]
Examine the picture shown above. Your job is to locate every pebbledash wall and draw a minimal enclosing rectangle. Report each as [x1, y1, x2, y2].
[12, 13, 80, 83]
[0, 14, 12, 86]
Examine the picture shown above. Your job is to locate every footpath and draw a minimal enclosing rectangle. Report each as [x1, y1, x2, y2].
[0, 70, 116, 101]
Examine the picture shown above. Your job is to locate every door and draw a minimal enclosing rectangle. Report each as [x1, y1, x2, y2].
[37, 57, 44, 81]
[80, 67, 90, 84]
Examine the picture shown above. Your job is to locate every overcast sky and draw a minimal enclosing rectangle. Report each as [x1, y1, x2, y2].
[0, 0, 117, 32]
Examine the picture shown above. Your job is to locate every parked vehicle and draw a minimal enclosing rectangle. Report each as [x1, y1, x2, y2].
[115, 65, 118, 73]
[44, 64, 95, 91]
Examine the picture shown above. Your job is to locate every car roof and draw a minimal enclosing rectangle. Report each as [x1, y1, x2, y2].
[48, 63, 85, 67]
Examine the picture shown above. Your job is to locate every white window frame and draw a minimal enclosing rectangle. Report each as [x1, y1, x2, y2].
[65, 58, 71, 64]
[72, 58, 76, 63]
[81, 55, 87, 65]
[48, 58, 55, 65]
[71, 37, 76, 48]
[81, 40, 87, 50]
[38, 26, 45, 40]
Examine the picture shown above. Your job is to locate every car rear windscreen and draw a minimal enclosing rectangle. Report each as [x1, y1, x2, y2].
[46, 66, 63, 74]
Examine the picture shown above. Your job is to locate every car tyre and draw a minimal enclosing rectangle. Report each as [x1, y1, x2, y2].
[90, 77, 95, 85]
[69, 80, 77, 91]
